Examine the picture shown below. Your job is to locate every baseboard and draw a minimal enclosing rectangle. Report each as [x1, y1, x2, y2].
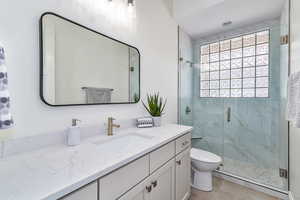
[289, 191, 295, 200]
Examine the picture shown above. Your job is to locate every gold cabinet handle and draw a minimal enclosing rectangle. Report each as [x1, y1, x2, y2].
[176, 160, 182, 165]
[146, 185, 152, 193]
[151, 180, 158, 188]
[181, 141, 189, 147]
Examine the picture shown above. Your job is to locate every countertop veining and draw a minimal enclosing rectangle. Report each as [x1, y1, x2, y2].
[0, 124, 192, 200]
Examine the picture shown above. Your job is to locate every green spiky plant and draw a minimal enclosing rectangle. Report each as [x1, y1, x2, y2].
[142, 93, 167, 117]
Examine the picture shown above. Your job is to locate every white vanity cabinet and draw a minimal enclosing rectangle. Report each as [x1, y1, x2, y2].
[117, 176, 149, 200]
[175, 133, 191, 154]
[59, 132, 191, 200]
[60, 181, 98, 200]
[118, 159, 175, 200]
[175, 148, 191, 200]
[149, 159, 175, 200]
[99, 156, 149, 200]
[117, 133, 191, 200]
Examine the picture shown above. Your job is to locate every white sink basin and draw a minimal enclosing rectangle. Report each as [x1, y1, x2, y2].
[92, 133, 154, 153]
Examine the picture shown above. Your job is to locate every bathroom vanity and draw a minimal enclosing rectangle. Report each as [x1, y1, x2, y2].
[63, 130, 191, 200]
[0, 124, 192, 200]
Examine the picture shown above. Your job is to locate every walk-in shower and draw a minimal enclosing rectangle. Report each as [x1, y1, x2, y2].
[178, 0, 290, 194]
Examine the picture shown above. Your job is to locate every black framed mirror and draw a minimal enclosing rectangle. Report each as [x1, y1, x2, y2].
[40, 12, 140, 106]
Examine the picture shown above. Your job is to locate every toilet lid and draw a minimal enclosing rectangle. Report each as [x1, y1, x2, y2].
[191, 148, 222, 163]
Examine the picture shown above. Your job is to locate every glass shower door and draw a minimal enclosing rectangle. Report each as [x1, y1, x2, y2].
[222, 99, 288, 190]
[220, 6, 289, 190]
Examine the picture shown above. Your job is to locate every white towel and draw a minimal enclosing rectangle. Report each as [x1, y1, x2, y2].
[0, 44, 13, 129]
[83, 87, 113, 104]
[286, 71, 300, 128]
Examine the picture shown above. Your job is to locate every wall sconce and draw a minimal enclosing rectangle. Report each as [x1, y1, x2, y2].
[107, 0, 134, 7]
[128, 0, 134, 7]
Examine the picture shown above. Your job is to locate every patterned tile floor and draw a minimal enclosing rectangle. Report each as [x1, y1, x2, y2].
[191, 177, 281, 200]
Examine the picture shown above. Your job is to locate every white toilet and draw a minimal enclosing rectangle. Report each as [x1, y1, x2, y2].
[191, 148, 222, 192]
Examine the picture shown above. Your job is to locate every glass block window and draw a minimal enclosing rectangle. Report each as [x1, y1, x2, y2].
[200, 30, 270, 98]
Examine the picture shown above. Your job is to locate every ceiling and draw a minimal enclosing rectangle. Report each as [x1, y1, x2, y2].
[173, 0, 286, 39]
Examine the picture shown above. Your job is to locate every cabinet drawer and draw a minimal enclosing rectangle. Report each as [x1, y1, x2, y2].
[99, 155, 149, 200]
[60, 181, 98, 200]
[175, 133, 191, 154]
[150, 141, 175, 173]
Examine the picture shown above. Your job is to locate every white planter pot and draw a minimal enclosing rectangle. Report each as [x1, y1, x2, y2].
[152, 116, 162, 127]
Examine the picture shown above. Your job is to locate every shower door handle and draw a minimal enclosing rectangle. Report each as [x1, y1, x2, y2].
[227, 107, 231, 122]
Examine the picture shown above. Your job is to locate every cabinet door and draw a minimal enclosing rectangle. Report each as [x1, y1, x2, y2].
[60, 181, 98, 200]
[175, 148, 191, 200]
[149, 159, 175, 200]
[118, 174, 150, 200]
[119, 159, 175, 200]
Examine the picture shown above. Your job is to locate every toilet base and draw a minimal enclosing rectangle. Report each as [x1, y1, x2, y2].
[191, 169, 213, 192]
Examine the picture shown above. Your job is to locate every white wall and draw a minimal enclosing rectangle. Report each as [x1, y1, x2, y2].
[290, 0, 300, 199]
[0, 0, 178, 139]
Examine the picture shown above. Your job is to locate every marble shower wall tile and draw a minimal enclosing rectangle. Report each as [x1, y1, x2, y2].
[222, 100, 280, 168]
[192, 99, 225, 157]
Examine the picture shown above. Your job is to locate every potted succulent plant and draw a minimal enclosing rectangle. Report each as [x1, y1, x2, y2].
[142, 93, 167, 127]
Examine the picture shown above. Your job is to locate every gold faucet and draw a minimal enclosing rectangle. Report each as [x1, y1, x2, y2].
[107, 117, 120, 136]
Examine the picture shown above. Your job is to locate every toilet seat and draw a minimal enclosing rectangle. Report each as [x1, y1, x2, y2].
[191, 148, 222, 164]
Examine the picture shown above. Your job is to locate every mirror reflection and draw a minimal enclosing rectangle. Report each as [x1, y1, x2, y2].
[41, 13, 140, 106]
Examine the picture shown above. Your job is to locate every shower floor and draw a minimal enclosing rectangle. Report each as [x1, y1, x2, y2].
[191, 177, 281, 200]
[219, 157, 286, 191]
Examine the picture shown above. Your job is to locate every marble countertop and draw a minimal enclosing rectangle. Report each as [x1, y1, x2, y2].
[0, 124, 193, 200]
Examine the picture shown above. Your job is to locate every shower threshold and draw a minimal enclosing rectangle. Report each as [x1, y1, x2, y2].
[213, 170, 289, 200]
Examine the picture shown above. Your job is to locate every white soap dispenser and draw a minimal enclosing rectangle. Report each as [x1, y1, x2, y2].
[67, 119, 81, 146]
